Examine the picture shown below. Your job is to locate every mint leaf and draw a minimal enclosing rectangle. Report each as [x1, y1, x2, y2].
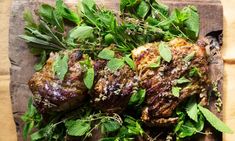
[53, 54, 69, 80]
[176, 76, 190, 84]
[128, 89, 146, 106]
[84, 67, 95, 89]
[149, 56, 161, 68]
[183, 51, 195, 62]
[159, 42, 172, 62]
[65, 120, 91, 136]
[101, 120, 121, 133]
[107, 58, 125, 72]
[198, 105, 233, 134]
[172, 87, 181, 97]
[123, 55, 135, 70]
[98, 48, 115, 60]
[186, 98, 198, 122]
[137, 1, 150, 19]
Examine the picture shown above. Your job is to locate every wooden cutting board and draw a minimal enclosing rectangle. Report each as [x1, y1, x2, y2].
[9, 0, 223, 140]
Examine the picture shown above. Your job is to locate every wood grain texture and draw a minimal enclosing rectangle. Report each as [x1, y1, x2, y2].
[8, 0, 223, 140]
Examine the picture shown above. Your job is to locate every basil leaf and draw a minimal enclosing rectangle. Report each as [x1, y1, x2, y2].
[124, 55, 135, 70]
[128, 89, 146, 106]
[183, 51, 195, 62]
[67, 26, 93, 41]
[137, 1, 150, 19]
[149, 56, 161, 68]
[176, 76, 190, 84]
[101, 120, 121, 133]
[65, 120, 91, 136]
[53, 54, 69, 80]
[186, 97, 198, 122]
[183, 6, 199, 40]
[172, 87, 181, 97]
[198, 105, 233, 133]
[56, 0, 81, 24]
[98, 48, 115, 60]
[34, 51, 47, 71]
[39, 4, 54, 22]
[84, 67, 95, 89]
[107, 58, 125, 72]
[159, 42, 172, 62]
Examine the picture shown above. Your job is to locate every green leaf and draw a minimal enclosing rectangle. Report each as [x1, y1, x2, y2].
[65, 120, 91, 136]
[183, 6, 199, 40]
[189, 67, 201, 77]
[198, 105, 233, 134]
[171, 87, 181, 97]
[128, 89, 146, 106]
[82, 0, 96, 10]
[39, 4, 54, 23]
[136, 1, 150, 19]
[56, 0, 81, 24]
[23, 121, 34, 141]
[186, 97, 198, 122]
[84, 67, 95, 89]
[183, 51, 195, 62]
[149, 56, 161, 68]
[23, 10, 37, 29]
[67, 26, 93, 41]
[158, 42, 172, 62]
[176, 76, 190, 84]
[105, 33, 115, 45]
[107, 58, 125, 72]
[98, 48, 115, 60]
[34, 51, 47, 71]
[123, 55, 135, 70]
[101, 120, 121, 133]
[53, 54, 69, 80]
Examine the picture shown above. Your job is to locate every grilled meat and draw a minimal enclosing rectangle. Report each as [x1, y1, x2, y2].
[132, 38, 209, 126]
[28, 50, 88, 113]
[91, 64, 138, 113]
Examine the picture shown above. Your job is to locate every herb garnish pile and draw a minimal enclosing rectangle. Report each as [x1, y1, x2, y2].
[21, 0, 232, 141]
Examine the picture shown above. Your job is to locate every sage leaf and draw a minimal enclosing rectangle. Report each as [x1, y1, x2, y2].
[183, 51, 195, 62]
[107, 58, 125, 72]
[172, 87, 181, 97]
[137, 1, 150, 19]
[198, 105, 233, 134]
[84, 67, 95, 89]
[159, 42, 172, 62]
[53, 54, 69, 80]
[186, 97, 198, 122]
[98, 48, 115, 60]
[65, 120, 91, 136]
[128, 89, 146, 106]
[176, 76, 190, 84]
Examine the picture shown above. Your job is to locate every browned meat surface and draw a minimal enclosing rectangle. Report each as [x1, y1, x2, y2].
[91, 64, 138, 113]
[132, 38, 210, 126]
[28, 50, 88, 113]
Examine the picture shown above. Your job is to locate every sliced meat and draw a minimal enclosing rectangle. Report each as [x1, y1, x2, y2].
[28, 49, 88, 113]
[132, 38, 210, 126]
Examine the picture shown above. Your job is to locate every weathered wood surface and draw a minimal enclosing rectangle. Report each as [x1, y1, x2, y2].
[9, 0, 223, 140]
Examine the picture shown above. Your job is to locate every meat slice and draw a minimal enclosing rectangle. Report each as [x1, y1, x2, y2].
[132, 38, 210, 126]
[91, 64, 138, 113]
[28, 50, 88, 113]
